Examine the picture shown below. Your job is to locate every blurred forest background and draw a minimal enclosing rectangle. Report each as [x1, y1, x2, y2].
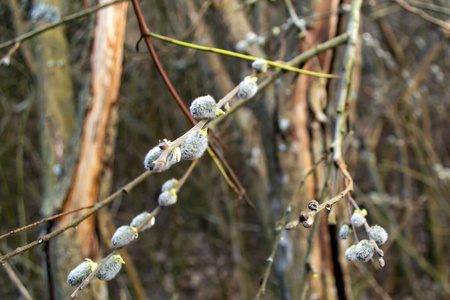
[0, 0, 449, 299]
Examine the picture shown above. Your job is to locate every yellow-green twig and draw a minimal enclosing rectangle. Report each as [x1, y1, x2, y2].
[147, 32, 338, 79]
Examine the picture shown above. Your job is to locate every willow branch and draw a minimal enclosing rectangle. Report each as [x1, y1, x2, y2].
[395, 0, 450, 30]
[0, 205, 95, 240]
[0, 171, 152, 264]
[332, 0, 362, 162]
[208, 33, 349, 130]
[0, 252, 34, 300]
[147, 32, 338, 78]
[69, 160, 198, 299]
[256, 155, 328, 298]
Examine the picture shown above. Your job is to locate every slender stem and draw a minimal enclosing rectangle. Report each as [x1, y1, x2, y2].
[256, 155, 328, 298]
[0, 171, 152, 264]
[0, 205, 95, 240]
[69, 160, 198, 299]
[0, 0, 127, 50]
[0, 252, 34, 300]
[147, 32, 339, 78]
[298, 162, 334, 299]
[332, 0, 362, 162]
[208, 33, 349, 130]
[130, 0, 196, 125]
[255, 207, 291, 299]
[395, 0, 450, 30]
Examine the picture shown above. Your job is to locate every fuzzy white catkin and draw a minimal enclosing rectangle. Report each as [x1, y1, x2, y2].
[144, 144, 180, 171]
[97, 254, 124, 281]
[246, 32, 258, 44]
[344, 245, 357, 262]
[238, 77, 258, 100]
[30, 3, 60, 23]
[351, 211, 366, 227]
[158, 189, 177, 206]
[111, 226, 138, 248]
[180, 131, 208, 160]
[130, 212, 155, 232]
[161, 178, 179, 192]
[368, 225, 388, 245]
[355, 240, 374, 262]
[236, 40, 247, 51]
[190, 95, 218, 119]
[339, 224, 352, 240]
[252, 59, 268, 73]
[67, 259, 97, 287]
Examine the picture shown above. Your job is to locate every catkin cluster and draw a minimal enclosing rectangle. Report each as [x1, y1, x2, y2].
[340, 209, 388, 267]
[67, 200, 161, 286]
[143, 74, 262, 173]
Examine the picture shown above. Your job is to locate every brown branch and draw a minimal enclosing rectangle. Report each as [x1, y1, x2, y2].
[0, 171, 152, 264]
[69, 160, 198, 299]
[0, 205, 95, 240]
[130, 0, 196, 125]
[395, 0, 450, 30]
[0, 252, 34, 300]
[256, 154, 328, 298]
[286, 160, 353, 230]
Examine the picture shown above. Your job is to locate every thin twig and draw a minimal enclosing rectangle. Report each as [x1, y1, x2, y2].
[286, 160, 353, 230]
[69, 160, 198, 299]
[0, 0, 127, 50]
[332, 0, 362, 162]
[0, 171, 152, 264]
[0, 252, 34, 300]
[147, 32, 338, 78]
[256, 155, 328, 298]
[395, 0, 450, 30]
[0, 42, 20, 65]
[208, 33, 350, 130]
[0, 205, 95, 240]
[298, 162, 334, 300]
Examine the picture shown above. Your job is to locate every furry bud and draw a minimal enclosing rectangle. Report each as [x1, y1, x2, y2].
[67, 258, 97, 287]
[252, 59, 268, 73]
[236, 40, 247, 51]
[144, 140, 181, 172]
[111, 226, 138, 248]
[308, 200, 319, 211]
[180, 129, 208, 160]
[97, 254, 124, 281]
[130, 212, 155, 232]
[338, 224, 353, 240]
[238, 76, 258, 100]
[299, 212, 314, 228]
[161, 178, 179, 192]
[190, 95, 223, 119]
[345, 245, 357, 262]
[246, 32, 258, 44]
[158, 188, 178, 206]
[272, 26, 281, 36]
[378, 257, 386, 268]
[355, 240, 374, 262]
[351, 210, 366, 227]
[368, 225, 388, 245]
[31, 3, 60, 23]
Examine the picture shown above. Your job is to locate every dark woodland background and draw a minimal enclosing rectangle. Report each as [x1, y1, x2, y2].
[0, 0, 449, 299]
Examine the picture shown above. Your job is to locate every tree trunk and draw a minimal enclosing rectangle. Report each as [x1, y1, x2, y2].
[33, 1, 129, 298]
